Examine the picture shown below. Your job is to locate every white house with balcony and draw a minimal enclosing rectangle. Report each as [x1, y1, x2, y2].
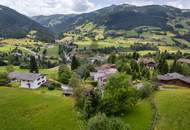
[90, 64, 117, 88]
[8, 72, 46, 89]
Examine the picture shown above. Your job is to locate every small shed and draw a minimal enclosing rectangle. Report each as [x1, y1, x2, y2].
[61, 84, 74, 96]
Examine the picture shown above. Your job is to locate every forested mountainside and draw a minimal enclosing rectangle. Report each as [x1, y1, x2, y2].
[0, 5, 55, 43]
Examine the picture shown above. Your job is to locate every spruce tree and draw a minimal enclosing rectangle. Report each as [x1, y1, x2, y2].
[170, 58, 177, 72]
[71, 55, 80, 70]
[30, 56, 38, 73]
[161, 60, 169, 74]
[158, 58, 169, 74]
[108, 53, 116, 64]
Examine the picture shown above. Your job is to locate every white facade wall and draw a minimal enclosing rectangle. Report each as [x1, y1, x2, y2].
[20, 76, 46, 89]
[90, 68, 117, 87]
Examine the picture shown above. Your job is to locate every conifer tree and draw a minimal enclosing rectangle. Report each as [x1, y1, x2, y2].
[159, 59, 169, 74]
[108, 53, 116, 64]
[30, 56, 38, 73]
[71, 55, 80, 70]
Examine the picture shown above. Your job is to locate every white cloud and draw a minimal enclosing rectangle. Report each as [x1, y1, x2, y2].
[0, 0, 96, 16]
[124, 0, 154, 6]
[0, 0, 190, 16]
[165, 0, 190, 9]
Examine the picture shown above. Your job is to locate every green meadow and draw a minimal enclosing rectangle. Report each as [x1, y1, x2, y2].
[0, 87, 81, 130]
[122, 99, 153, 130]
[155, 89, 190, 130]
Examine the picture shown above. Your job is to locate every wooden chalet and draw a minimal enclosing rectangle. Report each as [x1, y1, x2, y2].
[138, 57, 157, 69]
[157, 73, 190, 87]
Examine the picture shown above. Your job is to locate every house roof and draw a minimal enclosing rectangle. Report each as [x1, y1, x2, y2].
[8, 72, 42, 81]
[99, 64, 116, 70]
[91, 68, 117, 79]
[177, 58, 190, 64]
[138, 57, 156, 65]
[157, 72, 190, 84]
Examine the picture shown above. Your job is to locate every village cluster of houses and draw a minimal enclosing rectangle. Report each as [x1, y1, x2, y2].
[90, 57, 190, 88]
[7, 57, 190, 94]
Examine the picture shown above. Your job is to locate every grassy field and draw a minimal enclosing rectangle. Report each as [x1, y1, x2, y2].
[158, 46, 180, 52]
[122, 99, 153, 130]
[1, 38, 43, 45]
[0, 86, 153, 130]
[0, 45, 15, 52]
[40, 45, 59, 58]
[1, 85, 190, 130]
[0, 87, 81, 130]
[155, 88, 190, 130]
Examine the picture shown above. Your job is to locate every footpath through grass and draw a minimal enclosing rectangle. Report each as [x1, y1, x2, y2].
[0, 87, 81, 130]
[155, 89, 190, 130]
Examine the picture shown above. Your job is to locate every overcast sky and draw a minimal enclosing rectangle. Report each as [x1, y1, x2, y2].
[0, 0, 190, 16]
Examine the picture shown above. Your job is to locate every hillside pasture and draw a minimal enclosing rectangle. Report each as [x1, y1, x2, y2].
[122, 99, 153, 130]
[40, 45, 59, 58]
[158, 46, 180, 52]
[0, 45, 15, 52]
[1, 38, 43, 45]
[155, 88, 190, 130]
[0, 87, 81, 130]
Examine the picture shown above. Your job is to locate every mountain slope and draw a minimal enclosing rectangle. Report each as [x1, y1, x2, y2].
[32, 4, 185, 35]
[0, 5, 55, 42]
[32, 14, 76, 28]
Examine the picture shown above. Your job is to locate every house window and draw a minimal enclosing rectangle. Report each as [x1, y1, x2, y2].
[37, 78, 41, 81]
[42, 80, 45, 83]
[38, 82, 41, 85]
[27, 83, 31, 88]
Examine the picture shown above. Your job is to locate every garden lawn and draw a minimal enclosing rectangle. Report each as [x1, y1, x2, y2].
[155, 89, 190, 130]
[122, 99, 153, 130]
[0, 87, 81, 130]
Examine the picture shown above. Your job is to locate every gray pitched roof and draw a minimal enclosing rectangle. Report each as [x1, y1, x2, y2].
[177, 58, 190, 64]
[158, 72, 190, 84]
[138, 57, 156, 64]
[8, 72, 42, 81]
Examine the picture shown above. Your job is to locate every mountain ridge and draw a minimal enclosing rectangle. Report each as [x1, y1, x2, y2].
[32, 4, 187, 36]
[0, 5, 55, 42]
